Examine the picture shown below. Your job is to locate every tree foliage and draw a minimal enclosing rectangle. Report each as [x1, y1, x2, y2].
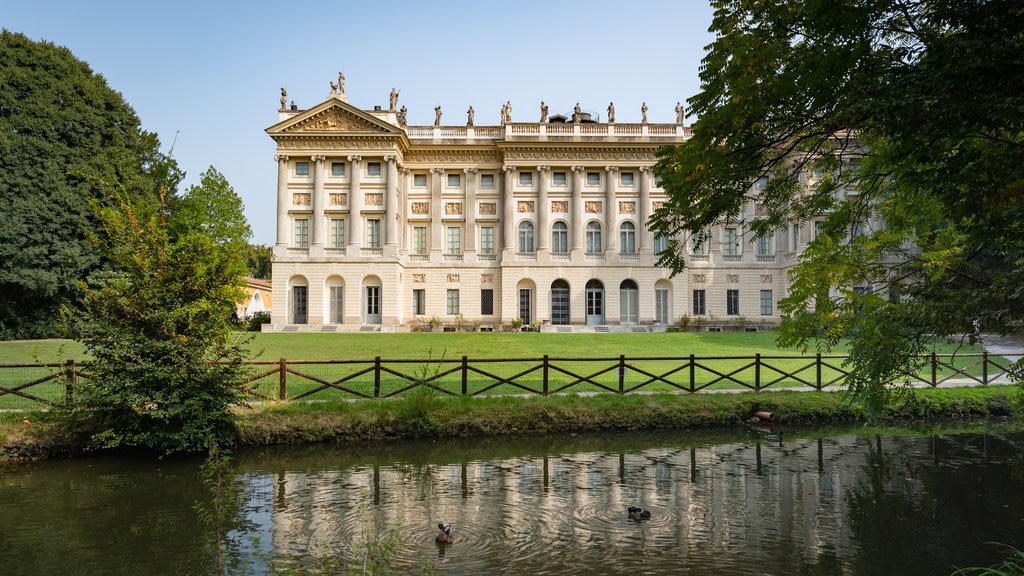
[72, 177, 250, 454]
[0, 30, 178, 338]
[652, 0, 1024, 414]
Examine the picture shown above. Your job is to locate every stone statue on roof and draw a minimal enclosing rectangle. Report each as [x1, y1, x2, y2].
[434, 105, 442, 126]
[467, 106, 474, 126]
[641, 102, 648, 124]
[280, 87, 287, 110]
[607, 102, 615, 123]
[390, 88, 399, 111]
[675, 101, 684, 124]
[540, 101, 548, 123]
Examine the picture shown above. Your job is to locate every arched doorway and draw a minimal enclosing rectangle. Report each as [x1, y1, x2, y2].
[362, 276, 381, 325]
[585, 279, 605, 325]
[551, 279, 570, 325]
[619, 279, 638, 325]
[290, 276, 308, 325]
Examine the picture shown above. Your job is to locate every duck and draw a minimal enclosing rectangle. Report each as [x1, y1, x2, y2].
[435, 522, 454, 543]
[627, 505, 651, 520]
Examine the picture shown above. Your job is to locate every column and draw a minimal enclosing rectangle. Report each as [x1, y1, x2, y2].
[311, 155, 326, 248]
[347, 155, 363, 251]
[639, 165, 652, 253]
[384, 155, 399, 254]
[536, 165, 550, 252]
[605, 165, 619, 255]
[502, 165, 516, 254]
[464, 168, 478, 253]
[570, 165, 585, 255]
[400, 167, 412, 250]
[275, 154, 290, 247]
[430, 167, 444, 257]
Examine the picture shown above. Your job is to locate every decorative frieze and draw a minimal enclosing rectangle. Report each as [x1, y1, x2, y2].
[692, 274, 706, 283]
[365, 193, 383, 206]
[329, 193, 347, 206]
[585, 201, 602, 214]
[293, 193, 311, 206]
[652, 201, 664, 210]
[755, 203, 768, 216]
[517, 201, 535, 213]
[727, 274, 740, 283]
[551, 201, 568, 213]
[480, 273, 493, 284]
[412, 274, 426, 283]
[445, 202, 463, 215]
[760, 274, 773, 284]
[411, 202, 430, 214]
[618, 201, 636, 214]
[447, 273, 460, 283]
[479, 202, 497, 215]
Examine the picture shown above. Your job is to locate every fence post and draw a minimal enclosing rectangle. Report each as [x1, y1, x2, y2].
[983, 351, 989, 384]
[689, 354, 695, 393]
[461, 356, 468, 396]
[278, 358, 287, 400]
[64, 359, 75, 405]
[618, 355, 626, 393]
[374, 356, 381, 398]
[931, 352, 938, 387]
[755, 353, 761, 392]
[543, 355, 549, 395]
[816, 353, 823, 390]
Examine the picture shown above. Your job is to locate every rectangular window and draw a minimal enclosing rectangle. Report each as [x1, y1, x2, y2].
[294, 218, 309, 248]
[757, 176, 768, 190]
[654, 175, 663, 186]
[586, 172, 600, 186]
[654, 235, 668, 254]
[413, 173, 427, 187]
[760, 290, 773, 316]
[814, 220, 823, 240]
[295, 161, 309, 176]
[412, 226, 427, 254]
[518, 171, 533, 186]
[655, 289, 669, 324]
[331, 162, 345, 176]
[851, 221, 864, 239]
[446, 289, 460, 315]
[480, 173, 495, 188]
[367, 219, 381, 248]
[756, 235, 772, 256]
[693, 289, 706, 316]
[692, 232, 706, 255]
[446, 226, 461, 254]
[791, 223, 799, 250]
[519, 288, 534, 325]
[292, 286, 307, 324]
[552, 171, 567, 186]
[367, 162, 382, 176]
[481, 289, 494, 315]
[480, 226, 494, 254]
[329, 218, 345, 248]
[412, 289, 426, 315]
[727, 289, 740, 315]
[724, 228, 738, 256]
[447, 173, 461, 188]
[620, 172, 635, 186]
[329, 286, 344, 323]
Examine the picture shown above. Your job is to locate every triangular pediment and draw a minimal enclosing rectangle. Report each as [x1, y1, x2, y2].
[266, 98, 401, 136]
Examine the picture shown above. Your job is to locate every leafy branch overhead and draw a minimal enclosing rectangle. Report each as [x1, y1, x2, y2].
[651, 0, 1024, 414]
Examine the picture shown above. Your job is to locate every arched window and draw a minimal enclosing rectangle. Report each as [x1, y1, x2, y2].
[585, 279, 605, 325]
[586, 222, 602, 253]
[551, 221, 568, 253]
[619, 279, 638, 324]
[518, 221, 535, 253]
[619, 221, 636, 253]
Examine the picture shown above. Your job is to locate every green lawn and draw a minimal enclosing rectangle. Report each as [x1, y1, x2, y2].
[1, 332, 1012, 410]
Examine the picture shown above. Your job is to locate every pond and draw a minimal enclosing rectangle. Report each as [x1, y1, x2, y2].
[1, 424, 1023, 575]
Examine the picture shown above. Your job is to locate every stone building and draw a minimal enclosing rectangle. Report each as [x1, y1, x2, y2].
[264, 84, 808, 332]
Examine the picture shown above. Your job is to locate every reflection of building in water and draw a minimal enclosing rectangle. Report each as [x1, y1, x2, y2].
[254, 435, 901, 566]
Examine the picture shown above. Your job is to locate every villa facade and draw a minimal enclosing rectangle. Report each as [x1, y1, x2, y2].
[265, 85, 812, 332]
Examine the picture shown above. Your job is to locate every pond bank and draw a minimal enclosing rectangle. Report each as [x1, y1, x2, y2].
[2, 386, 1020, 462]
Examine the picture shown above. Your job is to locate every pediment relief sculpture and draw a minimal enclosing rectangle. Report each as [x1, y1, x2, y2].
[292, 110, 384, 133]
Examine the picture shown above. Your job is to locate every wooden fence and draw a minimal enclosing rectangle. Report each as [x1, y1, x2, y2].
[0, 352, 1016, 410]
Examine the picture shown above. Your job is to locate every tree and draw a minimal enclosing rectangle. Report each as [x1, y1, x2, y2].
[651, 0, 1024, 414]
[243, 244, 272, 280]
[168, 166, 252, 249]
[0, 30, 177, 339]
[72, 176, 250, 454]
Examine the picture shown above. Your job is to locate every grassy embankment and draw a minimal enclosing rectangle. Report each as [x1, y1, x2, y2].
[1, 333, 1020, 460]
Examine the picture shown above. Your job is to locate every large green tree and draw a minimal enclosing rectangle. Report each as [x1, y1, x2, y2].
[0, 30, 176, 339]
[652, 0, 1024, 413]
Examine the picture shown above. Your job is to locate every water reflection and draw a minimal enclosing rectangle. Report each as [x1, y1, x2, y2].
[1, 426, 1022, 575]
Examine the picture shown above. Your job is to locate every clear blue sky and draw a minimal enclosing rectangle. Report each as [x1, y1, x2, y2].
[6, 0, 715, 245]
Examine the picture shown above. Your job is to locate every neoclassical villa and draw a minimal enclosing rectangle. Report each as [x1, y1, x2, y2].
[265, 80, 809, 332]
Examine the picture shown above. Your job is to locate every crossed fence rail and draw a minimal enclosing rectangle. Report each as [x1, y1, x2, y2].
[0, 352, 1016, 410]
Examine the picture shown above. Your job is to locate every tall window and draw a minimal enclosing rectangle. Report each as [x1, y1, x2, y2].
[756, 235, 772, 256]
[760, 290, 773, 316]
[330, 218, 345, 248]
[655, 289, 670, 324]
[586, 222, 602, 253]
[620, 221, 636, 253]
[367, 219, 381, 248]
[791, 224, 800, 250]
[446, 289, 460, 315]
[552, 221, 568, 253]
[292, 286, 307, 324]
[727, 289, 740, 315]
[519, 288, 533, 325]
[693, 289, 706, 316]
[446, 226, 461, 254]
[654, 234, 668, 254]
[851, 221, 865, 239]
[294, 218, 309, 248]
[518, 221, 535, 253]
[412, 289, 425, 315]
[412, 226, 427, 255]
[619, 280, 638, 324]
[329, 286, 344, 324]
[480, 226, 494, 254]
[723, 228, 738, 256]
[814, 221, 823, 240]
[692, 231, 707, 254]
[551, 280, 570, 325]
[481, 289, 494, 315]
